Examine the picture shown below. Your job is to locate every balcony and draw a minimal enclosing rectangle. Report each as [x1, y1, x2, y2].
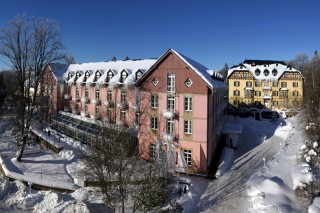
[263, 86, 271, 90]
[72, 96, 80, 102]
[91, 98, 100, 105]
[63, 106, 71, 112]
[162, 132, 175, 142]
[64, 94, 71, 100]
[80, 111, 89, 117]
[163, 109, 176, 119]
[103, 100, 113, 108]
[117, 102, 127, 110]
[81, 97, 89, 103]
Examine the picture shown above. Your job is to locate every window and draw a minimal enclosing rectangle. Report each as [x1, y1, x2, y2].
[185, 78, 193, 87]
[280, 91, 288, 97]
[85, 72, 90, 81]
[85, 89, 89, 97]
[167, 73, 175, 92]
[47, 74, 50, 81]
[68, 72, 73, 80]
[184, 120, 192, 134]
[233, 90, 240, 96]
[184, 149, 192, 166]
[85, 104, 89, 113]
[255, 81, 261, 87]
[107, 71, 113, 82]
[151, 94, 158, 108]
[107, 90, 112, 102]
[272, 91, 278, 96]
[281, 82, 287, 88]
[273, 82, 278, 87]
[234, 81, 240, 87]
[151, 77, 159, 86]
[293, 82, 298, 87]
[121, 90, 126, 103]
[167, 118, 174, 134]
[136, 70, 143, 81]
[293, 91, 299, 97]
[264, 82, 269, 87]
[150, 117, 158, 130]
[76, 72, 80, 80]
[272, 69, 278, 76]
[255, 69, 261, 76]
[95, 89, 100, 99]
[150, 144, 156, 160]
[121, 110, 126, 121]
[293, 100, 299, 107]
[263, 69, 269, 76]
[167, 95, 175, 110]
[243, 72, 249, 78]
[107, 108, 113, 119]
[95, 106, 99, 115]
[120, 70, 128, 83]
[234, 72, 240, 78]
[135, 112, 140, 124]
[76, 87, 79, 97]
[246, 81, 252, 87]
[273, 101, 278, 106]
[293, 73, 299, 79]
[184, 97, 192, 111]
[255, 91, 261, 97]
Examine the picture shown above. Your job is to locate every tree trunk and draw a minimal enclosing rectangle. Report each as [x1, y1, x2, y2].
[14, 144, 25, 161]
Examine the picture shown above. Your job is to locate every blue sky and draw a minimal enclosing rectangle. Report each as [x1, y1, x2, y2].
[0, 0, 319, 71]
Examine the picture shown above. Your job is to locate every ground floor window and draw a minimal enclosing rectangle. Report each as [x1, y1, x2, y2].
[150, 143, 156, 160]
[273, 101, 278, 106]
[183, 149, 192, 166]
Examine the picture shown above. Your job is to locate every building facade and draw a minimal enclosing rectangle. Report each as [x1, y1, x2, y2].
[227, 60, 304, 109]
[136, 49, 227, 174]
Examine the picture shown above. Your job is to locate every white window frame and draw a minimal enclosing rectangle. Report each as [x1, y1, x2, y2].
[185, 78, 193, 87]
[184, 149, 192, 166]
[151, 94, 158, 108]
[184, 97, 192, 111]
[184, 120, 192, 134]
[150, 144, 156, 160]
[167, 95, 175, 110]
[167, 73, 175, 92]
[151, 77, 159, 86]
[167, 118, 174, 134]
[150, 117, 158, 130]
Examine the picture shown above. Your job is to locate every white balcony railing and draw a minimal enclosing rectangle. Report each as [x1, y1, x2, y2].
[162, 132, 175, 142]
[163, 109, 175, 119]
[91, 98, 100, 105]
[81, 97, 89, 103]
[64, 94, 71, 100]
[103, 100, 113, 108]
[117, 102, 127, 110]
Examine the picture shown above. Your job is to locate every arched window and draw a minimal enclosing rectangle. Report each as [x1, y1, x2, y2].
[85, 71, 90, 81]
[95, 71, 101, 82]
[272, 69, 277, 76]
[255, 69, 261, 76]
[136, 70, 143, 81]
[107, 70, 113, 82]
[263, 69, 269, 76]
[120, 70, 128, 83]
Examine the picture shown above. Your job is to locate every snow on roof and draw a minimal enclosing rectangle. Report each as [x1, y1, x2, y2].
[64, 59, 157, 86]
[48, 63, 68, 79]
[171, 49, 226, 89]
[227, 60, 302, 81]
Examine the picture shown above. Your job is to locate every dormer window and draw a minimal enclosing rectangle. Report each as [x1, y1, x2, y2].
[67, 72, 73, 80]
[255, 69, 261, 76]
[84, 71, 90, 81]
[272, 69, 277, 76]
[136, 70, 143, 81]
[120, 70, 128, 83]
[184, 78, 193, 87]
[95, 71, 101, 82]
[263, 69, 269, 76]
[106, 70, 114, 82]
[151, 77, 158, 86]
[75, 72, 81, 81]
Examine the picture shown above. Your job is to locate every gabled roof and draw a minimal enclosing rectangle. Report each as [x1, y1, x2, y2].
[136, 48, 226, 88]
[48, 63, 68, 79]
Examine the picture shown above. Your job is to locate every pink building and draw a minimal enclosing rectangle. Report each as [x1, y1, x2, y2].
[136, 49, 227, 174]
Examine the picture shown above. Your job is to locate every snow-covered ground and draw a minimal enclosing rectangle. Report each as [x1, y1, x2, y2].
[0, 112, 314, 212]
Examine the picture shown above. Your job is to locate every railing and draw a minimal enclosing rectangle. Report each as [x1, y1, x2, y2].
[81, 97, 89, 103]
[163, 109, 176, 119]
[91, 98, 100, 105]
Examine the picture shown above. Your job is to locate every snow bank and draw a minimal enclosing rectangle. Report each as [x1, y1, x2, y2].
[292, 163, 314, 190]
[308, 197, 320, 213]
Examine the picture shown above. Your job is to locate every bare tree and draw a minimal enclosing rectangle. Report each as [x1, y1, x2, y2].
[63, 52, 76, 65]
[82, 123, 173, 213]
[0, 14, 64, 161]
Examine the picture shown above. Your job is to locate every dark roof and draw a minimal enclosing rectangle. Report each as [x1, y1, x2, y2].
[243, 60, 286, 66]
[49, 63, 68, 78]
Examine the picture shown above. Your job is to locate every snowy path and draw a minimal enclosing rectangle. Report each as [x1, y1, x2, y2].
[199, 116, 293, 212]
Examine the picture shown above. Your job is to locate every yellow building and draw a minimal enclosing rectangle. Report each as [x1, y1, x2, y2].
[227, 60, 304, 109]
